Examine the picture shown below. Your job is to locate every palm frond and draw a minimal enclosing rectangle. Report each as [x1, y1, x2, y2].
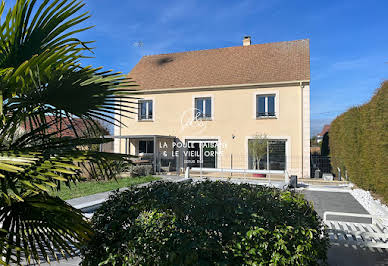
[0, 194, 92, 265]
[0, 0, 138, 264]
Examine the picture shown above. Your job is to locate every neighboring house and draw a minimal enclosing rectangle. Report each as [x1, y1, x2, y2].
[22, 115, 108, 138]
[115, 37, 311, 178]
[316, 124, 330, 143]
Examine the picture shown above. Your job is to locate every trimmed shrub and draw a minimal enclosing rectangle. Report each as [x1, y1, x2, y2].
[330, 81, 388, 201]
[81, 181, 329, 265]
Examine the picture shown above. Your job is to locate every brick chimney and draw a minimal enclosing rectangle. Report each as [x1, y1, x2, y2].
[243, 36, 251, 46]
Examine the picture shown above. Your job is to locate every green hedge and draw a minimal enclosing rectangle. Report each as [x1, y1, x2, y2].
[81, 181, 328, 265]
[330, 81, 388, 201]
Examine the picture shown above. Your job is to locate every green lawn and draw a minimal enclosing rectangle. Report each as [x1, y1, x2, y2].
[50, 176, 160, 200]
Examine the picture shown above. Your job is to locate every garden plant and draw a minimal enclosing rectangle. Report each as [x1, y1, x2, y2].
[0, 0, 135, 264]
[82, 181, 329, 265]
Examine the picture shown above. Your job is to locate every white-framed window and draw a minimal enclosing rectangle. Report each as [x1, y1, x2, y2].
[256, 94, 276, 118]
[248, 139, 286, 171]
[194, 97, 212, 119]
[138, 100, 153, 120]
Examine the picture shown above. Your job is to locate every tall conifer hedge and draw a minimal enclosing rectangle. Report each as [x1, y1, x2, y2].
[330, 81, 388, 201]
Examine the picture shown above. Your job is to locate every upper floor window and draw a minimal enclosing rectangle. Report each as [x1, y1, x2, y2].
[194, 97, 212, 120]
[139, 100, 153, 120]
[256, 94, 276, 118]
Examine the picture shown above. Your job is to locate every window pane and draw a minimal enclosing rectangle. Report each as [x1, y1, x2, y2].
[139, 140, 154, 153]
[257, 96, 265, 116]
[147, 101, 153, 119]
[140, 102, 147, 119]
[187, 142, 200, 167]
[202, 142, 217, 168]
[139, 141, 146, 153]
[268, 96, 275, 116]
[248, 139, 268, 170]
[147, 141, 154, 153]
[205, 98, 211, 117]
[268, 140, 286, 170]
[195, 98, 203, 118]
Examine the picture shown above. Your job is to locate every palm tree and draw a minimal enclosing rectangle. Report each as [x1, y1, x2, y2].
[0, 0, 136, 264]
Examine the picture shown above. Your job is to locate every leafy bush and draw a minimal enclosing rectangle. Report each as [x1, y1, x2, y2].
[81, 181, 328, 265]
[128, 164, 153, 177]
[330, 81, 388, 201]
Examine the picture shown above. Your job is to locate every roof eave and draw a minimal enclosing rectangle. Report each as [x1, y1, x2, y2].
[130, 80, 310, 94]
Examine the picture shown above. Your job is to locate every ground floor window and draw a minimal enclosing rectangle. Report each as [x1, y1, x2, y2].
[186, 140, 218, 168]
[248, 139, 286, 171]
[139, 140, 154, 154]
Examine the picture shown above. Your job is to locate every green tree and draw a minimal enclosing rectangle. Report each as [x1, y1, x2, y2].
[248, 134, 268, 170]
[0, 0, 135, 264]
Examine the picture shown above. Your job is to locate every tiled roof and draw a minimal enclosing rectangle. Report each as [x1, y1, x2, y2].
[318, 124, 331, 137]
[22, 116, 107, 138]
[129, 39, 310, 91]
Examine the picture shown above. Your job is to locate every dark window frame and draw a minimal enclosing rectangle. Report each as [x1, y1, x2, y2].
[256, 94, 276, 118]
[194, 97, 212, 120]
[138, 100, 153, 120]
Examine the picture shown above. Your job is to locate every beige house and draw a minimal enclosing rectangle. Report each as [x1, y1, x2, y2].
[115, 37, 311, 178]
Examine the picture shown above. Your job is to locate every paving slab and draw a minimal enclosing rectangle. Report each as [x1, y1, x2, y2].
[328, 245, 388, 266]
[302, 190, 371, 223]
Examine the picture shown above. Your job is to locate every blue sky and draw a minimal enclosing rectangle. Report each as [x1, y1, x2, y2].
[10, 0, 388, 135]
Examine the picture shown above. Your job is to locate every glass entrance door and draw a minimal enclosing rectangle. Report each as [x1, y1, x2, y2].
[187, 142, 200, 167]
[187, 140, 218, 168]
[202, 143, 217, 168]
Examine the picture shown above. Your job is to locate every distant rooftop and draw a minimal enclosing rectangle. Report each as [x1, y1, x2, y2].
[318, 124, 331, 137]
[129, 38, 310, 91]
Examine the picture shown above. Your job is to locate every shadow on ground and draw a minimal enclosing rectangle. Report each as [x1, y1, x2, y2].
[328, 244, 388, 266]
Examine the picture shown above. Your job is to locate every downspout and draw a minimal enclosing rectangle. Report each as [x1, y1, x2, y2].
[300, 81, 304, 178]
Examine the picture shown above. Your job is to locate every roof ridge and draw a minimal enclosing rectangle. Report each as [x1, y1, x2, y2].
[142, 38, 309, 58]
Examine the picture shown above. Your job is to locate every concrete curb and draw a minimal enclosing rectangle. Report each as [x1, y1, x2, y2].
[299, 187, 353, 193]
[67, 181, 155, 210]
[73, 199, 106, 210]
[70, 178, 190, 211]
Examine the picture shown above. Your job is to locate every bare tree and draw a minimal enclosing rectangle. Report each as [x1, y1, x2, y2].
[248, 134, 269, 170]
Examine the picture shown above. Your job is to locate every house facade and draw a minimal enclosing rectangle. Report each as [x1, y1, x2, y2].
[115, 37, 311, 178]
